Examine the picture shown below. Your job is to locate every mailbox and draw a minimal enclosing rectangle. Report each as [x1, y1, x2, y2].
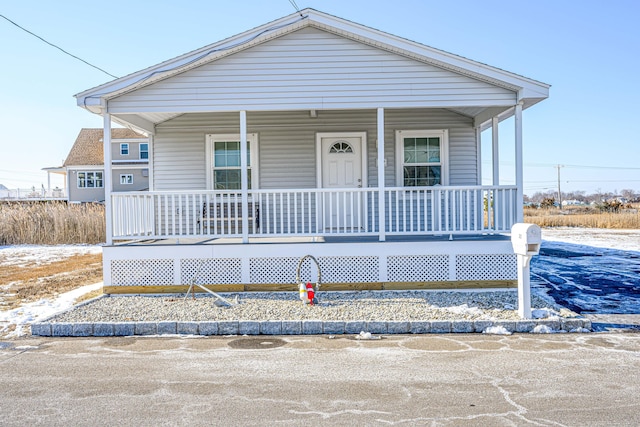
[511, 223, 542, 256]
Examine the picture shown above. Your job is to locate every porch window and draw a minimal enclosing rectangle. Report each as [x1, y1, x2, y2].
[120, 174, 133, 185]
[120, 143, 129, 155]
[395, 130, 448, 186]
[139, 143, 148, 160]
[206, 134, 259, 190]
[77, 171, 103, 188]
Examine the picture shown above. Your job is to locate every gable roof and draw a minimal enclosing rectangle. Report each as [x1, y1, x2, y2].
[63, 128, 146, 167]
[76, 8, 549, 130]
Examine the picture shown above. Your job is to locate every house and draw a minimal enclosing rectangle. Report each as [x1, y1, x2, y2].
[43, 128, 149, 203]
[74, 8, 549, 294]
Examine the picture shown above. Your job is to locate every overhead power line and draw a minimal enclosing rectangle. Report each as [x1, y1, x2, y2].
[0, 14, 118, 79]
[288, 0, 303, 17]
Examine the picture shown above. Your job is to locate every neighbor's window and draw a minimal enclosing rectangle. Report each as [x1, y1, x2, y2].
[120, 174, 133, 185]
[139, 143, 149, 160]
[120, 143, 129, 155]
[395, 130, 448, 186]
[77, 171, 103, 188]
[206, 134, 258, 190]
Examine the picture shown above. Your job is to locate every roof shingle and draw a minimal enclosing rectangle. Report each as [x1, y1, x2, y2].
[63, 128, 146, 167]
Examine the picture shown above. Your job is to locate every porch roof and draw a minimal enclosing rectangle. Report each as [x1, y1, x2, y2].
[75, 8, 549, 134]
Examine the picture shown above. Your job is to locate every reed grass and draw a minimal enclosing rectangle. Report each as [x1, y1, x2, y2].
[524, 206, 640, 229]
[0, 202, 105, 245]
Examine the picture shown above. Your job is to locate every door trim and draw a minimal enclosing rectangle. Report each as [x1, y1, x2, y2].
[315, 132, 368, 189]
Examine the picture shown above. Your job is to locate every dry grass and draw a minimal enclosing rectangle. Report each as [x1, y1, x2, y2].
[0, 253, 103, 310]
[0, 202, 105, 245]
[524, 205, 640, 229]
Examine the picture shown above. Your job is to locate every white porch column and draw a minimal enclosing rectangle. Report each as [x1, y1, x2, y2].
[492, 117, 499, 185]
[377, 108, 386, 242]
[240, 110, 249, 244]
[514, 102, 524, 223]
[475, 127, 482, 185]
[103, 113, 113, 245]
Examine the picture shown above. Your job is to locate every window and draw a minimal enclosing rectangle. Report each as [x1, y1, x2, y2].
[120, 143, 129, 155]
[395, 130, 448, 186]
[77, 171, 103, 188]
[120, 174, 133, 185]
[206, 134, 258, 190]
[139, 143, 148, 160]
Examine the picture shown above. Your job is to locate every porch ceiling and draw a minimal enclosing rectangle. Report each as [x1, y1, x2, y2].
[109, 104, 520, 135]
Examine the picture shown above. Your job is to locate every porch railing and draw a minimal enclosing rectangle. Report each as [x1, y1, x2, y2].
[110, 186, 517, 240]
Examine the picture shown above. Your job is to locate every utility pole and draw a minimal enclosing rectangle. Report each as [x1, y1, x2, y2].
[556, 164, 564, 209]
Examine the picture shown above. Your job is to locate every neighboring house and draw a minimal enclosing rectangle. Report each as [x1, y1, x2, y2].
[44, 128, 149, 203]
[74, 9, 549, 294]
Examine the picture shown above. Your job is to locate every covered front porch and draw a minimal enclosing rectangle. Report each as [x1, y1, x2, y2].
[73, 9, 549, 292]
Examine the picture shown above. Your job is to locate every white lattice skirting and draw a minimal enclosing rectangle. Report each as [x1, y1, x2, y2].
[105, 239, 517, 289]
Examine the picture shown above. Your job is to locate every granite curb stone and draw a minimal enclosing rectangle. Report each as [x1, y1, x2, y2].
[177, 322, 199, 335]
[239, 321, 260, 335]
[157, 322, 177, 335]
[281, 321, 302, 335]
[30, 323, 51, 337]
[302, 320, 323, 335]
[260, 321, 282, 335]
[451, 320, 474, 333]
[323, 321, 345, 335]
[387, 321, 410, 334]
[198, 322, 218, 335]
[93, 323, 114, 337]
[410, 321, 431, 334]
[33, 318, 594, 337]
[430, 320, 451, 333]
[72, 323, 93, 337]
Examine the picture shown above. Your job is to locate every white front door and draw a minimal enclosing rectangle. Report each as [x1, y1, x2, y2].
[318, 133, 366, 230]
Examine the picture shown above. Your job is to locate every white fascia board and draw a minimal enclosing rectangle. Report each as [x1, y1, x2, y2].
[67, 165, 105, 170]
[111, 138, 148, 143]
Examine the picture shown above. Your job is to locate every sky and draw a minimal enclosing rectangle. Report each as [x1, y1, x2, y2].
[1, 0, 638, 196]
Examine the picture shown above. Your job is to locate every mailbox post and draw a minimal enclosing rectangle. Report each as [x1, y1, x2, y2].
[510, 223, 542, 318]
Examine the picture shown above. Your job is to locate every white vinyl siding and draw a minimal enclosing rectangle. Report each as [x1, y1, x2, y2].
[109, 27, 516, 113]
[152, 109, 477, 191]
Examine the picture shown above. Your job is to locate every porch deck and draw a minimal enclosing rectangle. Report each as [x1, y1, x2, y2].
[112, 232, 511, 247]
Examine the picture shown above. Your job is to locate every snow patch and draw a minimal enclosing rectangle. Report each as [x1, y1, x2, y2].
[0, 282, 102, 338]
[356, 331, 381, 340]
[482, 325, 512, 335]
[531, 325, 556, 334]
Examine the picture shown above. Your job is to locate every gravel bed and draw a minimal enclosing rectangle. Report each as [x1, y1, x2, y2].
[50, 290, 570, 323]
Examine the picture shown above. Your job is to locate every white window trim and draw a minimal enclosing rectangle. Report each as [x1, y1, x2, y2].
[139, 142, 149, 160]
[205, 133, 259, 190]
[395, 129, 449, 186]
[120, 143, 129, 156]
[76, 171, 104, 189]
[120, 174, 134, 185]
